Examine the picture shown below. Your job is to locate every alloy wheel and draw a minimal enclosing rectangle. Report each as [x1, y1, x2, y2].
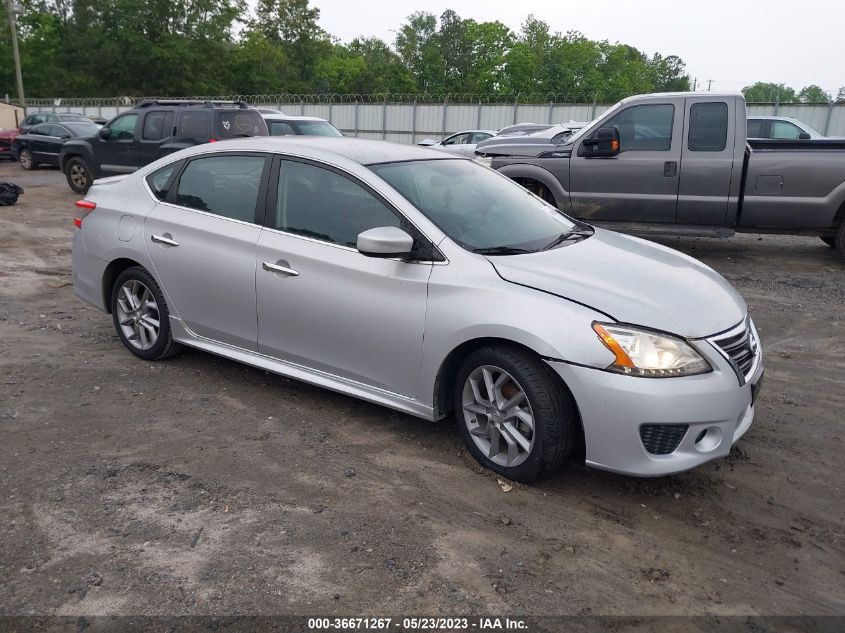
[19, 150, 32, 169]
[115, 279, 160, 351]
[461, 365, 535, 467]
[70, 162, 88, 189]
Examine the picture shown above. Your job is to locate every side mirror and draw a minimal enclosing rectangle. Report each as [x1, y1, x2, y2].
[580, 126, 620, 157]
[798, 132, 811, 140]
[357, 226, 414, 258]
[98, 127, 110, 140]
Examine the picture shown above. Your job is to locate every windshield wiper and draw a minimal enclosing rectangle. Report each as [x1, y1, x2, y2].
[472, 245, 534, 255]
[542, 227, 594, 250]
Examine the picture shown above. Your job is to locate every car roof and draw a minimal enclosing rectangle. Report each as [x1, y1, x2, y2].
[747, 115, 804, 123]
[448, 129, 497, 135]
[174, 136, 459, 166]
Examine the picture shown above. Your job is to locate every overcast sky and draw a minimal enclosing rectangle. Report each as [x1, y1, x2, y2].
[310, 0, 843, 97]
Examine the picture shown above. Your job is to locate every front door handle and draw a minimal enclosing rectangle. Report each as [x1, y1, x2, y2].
[150, 234, 179, 247]
[262, 261, 299, 277]
[664, 161, 678, 177]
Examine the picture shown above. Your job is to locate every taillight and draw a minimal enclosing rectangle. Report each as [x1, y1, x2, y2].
[74, 199, 96, 228]
[208, 138, 217, 143]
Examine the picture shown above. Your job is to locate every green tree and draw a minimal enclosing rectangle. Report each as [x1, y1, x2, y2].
[742, 82, 798, 103]
[797, 84, 831, 103]
[394, 11, 443, 92]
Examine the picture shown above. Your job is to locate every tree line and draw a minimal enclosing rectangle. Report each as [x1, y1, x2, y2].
[1, 0, 840, 103]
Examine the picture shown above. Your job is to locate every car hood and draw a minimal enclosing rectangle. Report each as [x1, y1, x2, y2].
[487, 228, 746, 339]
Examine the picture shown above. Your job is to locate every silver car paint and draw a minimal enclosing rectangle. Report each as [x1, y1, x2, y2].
[72, 137, 762, 477]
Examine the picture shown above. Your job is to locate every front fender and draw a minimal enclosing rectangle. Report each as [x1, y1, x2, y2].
[59, 140, 97, 174]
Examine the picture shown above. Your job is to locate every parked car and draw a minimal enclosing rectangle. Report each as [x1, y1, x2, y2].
[18, 112, 99, 134]
[260, 112, 342, 137]
[418, 130, 497, 156]
[475, 123, 587, 158]
[746, 116, 837, 140]
[498, 121, 587, 137]
[59, 100, 268, 194]
[13, 121, 101, 170]
[0, 128, 17, 161]
[71, 137, 763, 482]
[476, 92, 845, 256]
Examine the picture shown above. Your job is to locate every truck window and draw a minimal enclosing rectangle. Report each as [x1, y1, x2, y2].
[747, 119, 764, 138]
[142, 111, 173, 141]
[106, 113, 139, 141]
[688, 102, 728, 151]
[770, 120, 802, 140]
[604, 104, 674, 151]
[178, 111, 211, 142]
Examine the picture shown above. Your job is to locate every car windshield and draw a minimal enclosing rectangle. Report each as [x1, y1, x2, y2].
[370, 159, 580, 253]
[64, 122, 100, 136]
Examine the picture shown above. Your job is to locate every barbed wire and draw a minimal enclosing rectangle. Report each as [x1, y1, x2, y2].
[10, 92, 835, 107]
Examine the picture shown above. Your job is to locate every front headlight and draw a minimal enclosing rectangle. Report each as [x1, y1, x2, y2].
[591, 322, 711, 377]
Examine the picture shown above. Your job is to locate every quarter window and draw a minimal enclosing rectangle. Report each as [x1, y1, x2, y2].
[688, 102, 728, 151]
[275, 161, 401, 247]
[603, 104, 674, 151]
[146, 162, 181, 201]
[176, 155, 267, 223]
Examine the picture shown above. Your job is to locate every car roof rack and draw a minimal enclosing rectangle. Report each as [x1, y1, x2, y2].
[135, 99, 250, 110]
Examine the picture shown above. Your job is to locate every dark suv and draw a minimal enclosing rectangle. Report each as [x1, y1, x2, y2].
[59, 100, 268, 193]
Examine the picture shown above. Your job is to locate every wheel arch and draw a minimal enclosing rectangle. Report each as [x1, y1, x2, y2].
[432, 336, 585, 456]
[497, 164, 569, 209]
[102, 258, 145, 313]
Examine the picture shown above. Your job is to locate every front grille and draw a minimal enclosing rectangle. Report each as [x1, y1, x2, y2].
[639, 424, 688, 455]
[710, 318, 760, 383]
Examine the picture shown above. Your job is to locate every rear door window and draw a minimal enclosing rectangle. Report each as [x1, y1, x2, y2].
[688, 102, 728, 151]
[175, 154, 268, 222]
[214, 110, 267, 139]
[746, 119, 765, 138]
[268, 121, 296, 136]
[142, 111, 173, 141]
[177, 111, 211, 142]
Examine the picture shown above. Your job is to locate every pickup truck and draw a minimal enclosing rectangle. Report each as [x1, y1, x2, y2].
[475, 92, 845, 258]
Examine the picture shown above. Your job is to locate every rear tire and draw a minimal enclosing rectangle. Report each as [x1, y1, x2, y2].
[835, 223, 845, 260]
[18, 148, 36, 170]
[454, 346, 576, 482]
[65, 157, 92, 194]
[110, 266, 183, 361]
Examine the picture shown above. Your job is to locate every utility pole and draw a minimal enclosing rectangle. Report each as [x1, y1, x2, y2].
[6, 0, 25, 107]
[707, 79, 712, 91]
[692, 78, 698, 91]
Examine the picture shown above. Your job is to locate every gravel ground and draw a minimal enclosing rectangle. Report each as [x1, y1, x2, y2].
[0, 162, 843, 618]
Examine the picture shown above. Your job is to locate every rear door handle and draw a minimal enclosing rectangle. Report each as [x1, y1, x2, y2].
[262, 261, 299, 277]
[664, 161, 678, 177]
[150, 234, 179, 247]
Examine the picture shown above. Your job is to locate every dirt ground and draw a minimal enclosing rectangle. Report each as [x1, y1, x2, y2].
[0, 161, 843, 620]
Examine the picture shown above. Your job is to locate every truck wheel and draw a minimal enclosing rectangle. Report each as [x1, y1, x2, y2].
[18, 148, 37, 170]
[835, 224, 845, 259]
[454, 345, 576, 482]
[820, 236, 835, 248]
[65, 157, 92, 194]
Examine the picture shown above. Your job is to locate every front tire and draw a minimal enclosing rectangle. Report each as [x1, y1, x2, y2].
[18, 148, 36, 170]
[454, 346, 576, 482]
[65, 157, 92, 194]
[111, 267, 183, 361]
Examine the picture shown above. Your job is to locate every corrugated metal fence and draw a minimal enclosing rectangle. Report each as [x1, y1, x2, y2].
[18, 96, 845, 143]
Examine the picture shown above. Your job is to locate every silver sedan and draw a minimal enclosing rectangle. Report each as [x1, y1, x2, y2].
[71, 137, 763, 482]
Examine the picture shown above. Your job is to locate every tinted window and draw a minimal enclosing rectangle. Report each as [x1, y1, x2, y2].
[371, 159, 577, 252]
[268, 121, 296, 136]
[604, 104, 674, 151]
[107, 114, 139, 141]
[177, 111, 211, 141]
[142, 111, 173, 141]
[29, 124, 50, 136]
[146, 163, 180, 201]
[746, 119, 764, 138]
[52, 125, 71, 138]
[214, 110, 266, 139]
[176, 155, 266, 222]
[470, 132, 492, 143]
[688, 102, 728, 151]
[276, 161, 401, 247]
[771, 120, 802, 139]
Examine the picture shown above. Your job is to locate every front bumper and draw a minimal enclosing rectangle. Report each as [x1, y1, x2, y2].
[547, 337, 763, 477]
